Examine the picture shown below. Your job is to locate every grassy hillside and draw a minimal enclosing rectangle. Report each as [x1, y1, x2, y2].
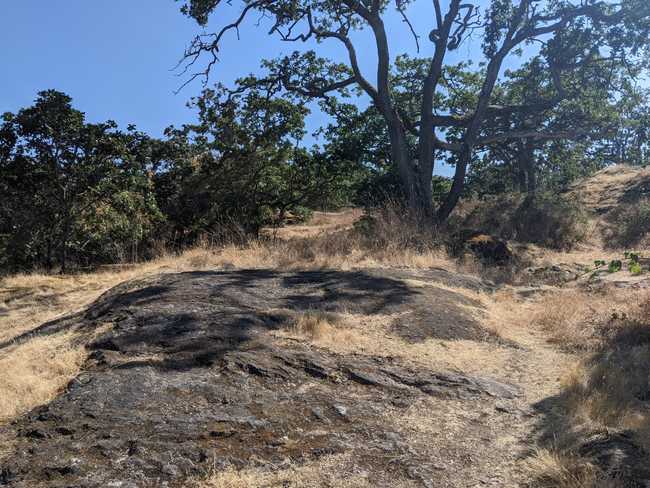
[1, 171, 650, 486]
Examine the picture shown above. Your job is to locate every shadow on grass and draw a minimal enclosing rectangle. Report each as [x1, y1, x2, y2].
[528, 317, 650, 486]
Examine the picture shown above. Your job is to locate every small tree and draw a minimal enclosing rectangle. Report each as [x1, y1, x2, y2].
[154, 84, 355, 243]
[0, 91, 159, 272]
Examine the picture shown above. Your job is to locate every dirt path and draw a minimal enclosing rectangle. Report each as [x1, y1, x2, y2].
[478, 300, 576, 486]
[388, 288, 577, 487]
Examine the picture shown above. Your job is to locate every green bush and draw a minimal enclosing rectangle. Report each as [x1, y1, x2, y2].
[608, 260, 623, 273]
[629, 261, 643, 275]
[607, 198, 650, 248]
[289, 206, 313, 224]
[457, 193, 588, 250]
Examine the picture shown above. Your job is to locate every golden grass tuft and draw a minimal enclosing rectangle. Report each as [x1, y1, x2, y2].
[287, 310, 342, 341]
[0, 209, 461, 426]
[193, 454, 377, 488]
[528, 292, 650, 487]
[529, 287, 649, 351]
[0, 331, 86, 422]
[265, 309, 357, 344]
[526, 448, 611, 488]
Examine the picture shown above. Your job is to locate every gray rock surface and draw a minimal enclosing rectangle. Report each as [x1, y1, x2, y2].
[0, 269, 517, 487]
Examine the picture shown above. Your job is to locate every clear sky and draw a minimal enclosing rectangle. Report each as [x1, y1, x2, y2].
[2, 1, 216, 136]
[1, 1, 495, 141]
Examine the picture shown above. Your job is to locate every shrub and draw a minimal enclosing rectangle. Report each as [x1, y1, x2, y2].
[608, 260, 623, 273]
[606, 198, 650, 248]
[530, 292, 650, 487]
[289, 206, 313, 224]
[629, 261, 643, 275]
[354, 200, 441, 252]
[457, 193, 588, 250]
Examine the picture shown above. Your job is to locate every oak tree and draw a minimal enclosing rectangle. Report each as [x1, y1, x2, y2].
[177, 0, 650, 221]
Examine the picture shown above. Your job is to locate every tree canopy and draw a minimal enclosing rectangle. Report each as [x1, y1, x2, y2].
[0, 88, 357, 273]
[2, 2, 650, 272]
[177, 0, 650, 220]
[0, 90, 160, 272]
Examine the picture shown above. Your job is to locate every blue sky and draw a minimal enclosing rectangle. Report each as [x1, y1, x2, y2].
[2, 1, 211, 135]
[1, 1, 495, 142]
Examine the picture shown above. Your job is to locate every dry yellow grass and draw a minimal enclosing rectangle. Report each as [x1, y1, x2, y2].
[0, 235, 446, 346]
[1, 198, 649, 486]
[559, 350, 650, 446]
[527, 291, 650, 487]
[0, 257, 186, 344]
[165, 226, 453, 273]
[283, 310, 345, 341]
[270, 286, 524, 382]
[526, 448, 613, 488]
[0, 331, 86, 422]
[264, 208, 363, 240]
[192, 454, 383, 488]
[567, 164, 650, 215]
[0, 210, 461, 427]
[0, 251, 241, 425]
[529, 287, 648, 350]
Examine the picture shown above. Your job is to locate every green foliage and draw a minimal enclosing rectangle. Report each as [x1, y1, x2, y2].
[0, 90, 161, 272]
[432, 176, 453, 203]
[626, 252, 641, 264]
[606, 199, 650, 248]
[629, 261, 643, 275]
[155, 83, 356, 243]
[177, 0, 650, 220]
[608, 260, 623, 273]
[289, 206, 313, 224]
[592, 255, 646, 275]
[458, 193, 588, 250]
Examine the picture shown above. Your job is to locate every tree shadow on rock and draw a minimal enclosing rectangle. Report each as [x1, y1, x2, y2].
[1, 268, 493, 369]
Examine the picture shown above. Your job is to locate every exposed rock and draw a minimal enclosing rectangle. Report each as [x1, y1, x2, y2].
[511, 285, 557, 299]
[0, 269, 518, 487]
[466, 234, 514, 265]
[567, 165, 650, 215]
[523, 263, 587, 286]
[333, 405, 348, 417]
[578, 431, 650, 486]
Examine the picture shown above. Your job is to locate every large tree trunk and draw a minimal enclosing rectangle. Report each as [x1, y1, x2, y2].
[436, 147, 470, 222]
[60, 212, 72, 275]
[364, 11, 434, 219]
[416, 164, 434, 218]
[517, 164, 528, 193]
[60, 238, 68, 275]
[514, 139, 537, 193]
[384, 112, 434, 216]
[521, 139, 537, 194]
[436, 46, 510, 222]
[415, 1, 462, 220]
[45, 238, 53, 271]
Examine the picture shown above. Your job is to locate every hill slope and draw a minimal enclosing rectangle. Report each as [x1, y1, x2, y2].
[0, 268, 529, 487]
[567, 164, 650, 215]
[1, 180, 650, 487]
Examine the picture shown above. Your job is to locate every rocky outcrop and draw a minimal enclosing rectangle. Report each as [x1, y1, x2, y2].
[0, 269, 517, 487]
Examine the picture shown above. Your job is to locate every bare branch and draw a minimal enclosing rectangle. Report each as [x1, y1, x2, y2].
[432, 0, 443, 29]
[395, 0, 420, 52]
[282, 76, 358, 99]
[303, 10, 380, 104]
